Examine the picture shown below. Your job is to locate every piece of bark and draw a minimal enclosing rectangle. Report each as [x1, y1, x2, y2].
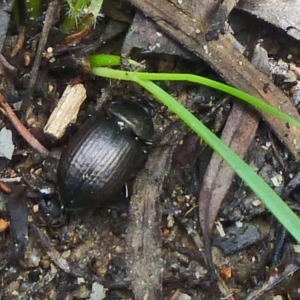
[200, 102, 259, 228]
[206, 0, 240, 41]
[6, 187, 28, 263]
[237, 0, 300, 41]
[198, 43, 269, 276]
[199, 43, 269, 234]
[0, 0, 15, 53]
[169, 0, 222, 33]
[126, 126, 182, 300]
[129, 0, 300, 160]
[122, 11, 196, 60]
[213, 223, 261, 255]
[44, 84, 87, 140]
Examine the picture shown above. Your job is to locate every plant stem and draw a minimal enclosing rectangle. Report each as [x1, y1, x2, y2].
[92, 67, 300, 130]
[91, 65, 300, 243]
[136, 79, 300, 243]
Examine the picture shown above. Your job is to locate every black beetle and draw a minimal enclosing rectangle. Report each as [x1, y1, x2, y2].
[57, 100, 154, 211]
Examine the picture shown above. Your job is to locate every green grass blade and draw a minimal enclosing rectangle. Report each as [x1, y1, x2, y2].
[89, 59, 300, 242]
[133, 78, 300, 243]
[91, 67, 300, 130]
[89, 55, 121, 67]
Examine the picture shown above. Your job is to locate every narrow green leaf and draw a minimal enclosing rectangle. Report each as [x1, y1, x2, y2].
[134, 78, 300, 243]
[92, 66, 300, 130]
[89, 57, 300, 242]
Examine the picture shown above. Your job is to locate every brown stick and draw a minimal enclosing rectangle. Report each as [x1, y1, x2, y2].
[10, 26, 25, 58]
[20, 1, 60, 120]
[0, 54, 16, 72]
[126, 125, 183, 300]
[0, 181, 12, 194]
[0, 92, 50, 157]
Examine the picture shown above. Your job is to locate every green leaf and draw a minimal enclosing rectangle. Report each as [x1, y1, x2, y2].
[89, 55, 300, 242]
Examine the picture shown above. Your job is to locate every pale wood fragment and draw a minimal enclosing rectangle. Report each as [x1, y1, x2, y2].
[44, 84, 87, 140]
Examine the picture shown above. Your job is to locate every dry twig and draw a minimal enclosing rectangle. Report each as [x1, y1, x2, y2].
[0, 92, 49, 157]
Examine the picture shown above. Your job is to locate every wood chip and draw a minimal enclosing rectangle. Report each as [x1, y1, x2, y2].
[0, 219, 9, 232]
[44, 84, 87, 140]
